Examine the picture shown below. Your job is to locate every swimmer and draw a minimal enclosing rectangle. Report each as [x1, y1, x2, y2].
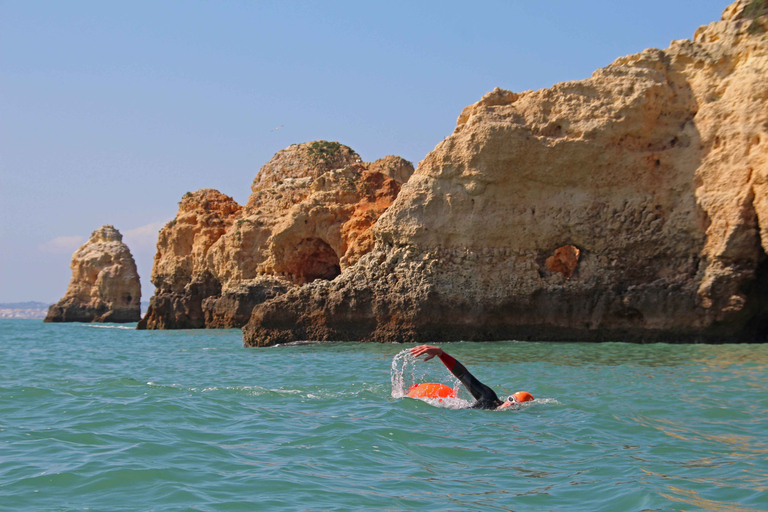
[410, 344, 534, 410]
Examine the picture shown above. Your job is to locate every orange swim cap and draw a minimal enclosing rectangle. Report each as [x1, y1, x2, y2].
[408, 383, 457, 399]
[512, 391, 534, 403]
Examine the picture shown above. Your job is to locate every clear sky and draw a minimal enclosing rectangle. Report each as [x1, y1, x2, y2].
[1, 0, 730, 303]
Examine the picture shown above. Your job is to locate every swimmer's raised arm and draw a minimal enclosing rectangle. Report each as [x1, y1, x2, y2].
[410, 344, 443, 361]
[410, 345, 461, 376]
[410, 345, 457, 370]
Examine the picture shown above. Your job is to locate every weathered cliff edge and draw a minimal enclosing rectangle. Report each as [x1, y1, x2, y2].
[45, 225, 141, 323]
[137, 142, 413, 329]
[244, 0, 768, 346]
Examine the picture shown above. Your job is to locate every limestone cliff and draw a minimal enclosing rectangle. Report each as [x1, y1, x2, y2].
[138, 142, 413, 329]
[45, 225, 141, 323]
[244, 0, 768, 346]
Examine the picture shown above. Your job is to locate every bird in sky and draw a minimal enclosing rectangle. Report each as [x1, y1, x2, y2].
[271, 125, 284, 132]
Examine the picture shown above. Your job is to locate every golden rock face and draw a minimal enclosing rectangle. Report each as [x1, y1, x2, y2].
[138, 142, 414, 330]
[244, 1, 768, 346]
[45, 225, 141, 323]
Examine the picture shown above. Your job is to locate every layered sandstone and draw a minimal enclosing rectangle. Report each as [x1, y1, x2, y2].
[138, 142, 413, 329]
[45, 225, 141, 323]
[244, 0, 768, 346]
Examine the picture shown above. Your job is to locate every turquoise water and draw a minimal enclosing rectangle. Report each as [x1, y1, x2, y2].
[1, 319, 767, 511]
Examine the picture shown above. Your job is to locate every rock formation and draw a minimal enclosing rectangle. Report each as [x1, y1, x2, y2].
[243, 0, 768, 346]
[137, 142, 413, 329]
[45, 225, 141, 323]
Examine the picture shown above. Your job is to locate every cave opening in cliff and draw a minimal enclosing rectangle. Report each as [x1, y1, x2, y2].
[740, 247, 768, 341]
[290, 237, 341, 284]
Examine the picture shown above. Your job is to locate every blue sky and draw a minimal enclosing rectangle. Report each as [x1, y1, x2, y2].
[1, 1, 729, 303]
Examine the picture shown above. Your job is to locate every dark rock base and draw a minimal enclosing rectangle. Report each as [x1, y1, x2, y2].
[44, 303, 140, 323]
[138, 277, 290, 330]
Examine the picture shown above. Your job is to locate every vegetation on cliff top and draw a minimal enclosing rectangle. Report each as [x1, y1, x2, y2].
[745, 0, 767, 34]
[307, 141, 347, 166]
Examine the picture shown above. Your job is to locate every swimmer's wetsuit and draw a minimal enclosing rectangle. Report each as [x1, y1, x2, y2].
[438, 352, 503, 409]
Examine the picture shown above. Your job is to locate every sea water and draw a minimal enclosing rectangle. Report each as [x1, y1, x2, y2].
[1, 319, 767, 511]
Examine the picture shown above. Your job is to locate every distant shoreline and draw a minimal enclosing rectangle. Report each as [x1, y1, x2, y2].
[0, 303, 51, 320]
[0, 302, 150, 320]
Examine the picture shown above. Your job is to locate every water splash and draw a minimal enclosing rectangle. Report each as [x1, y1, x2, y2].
[390, 349, 416, 398]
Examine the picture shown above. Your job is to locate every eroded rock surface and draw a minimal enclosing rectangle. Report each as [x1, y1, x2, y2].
[138, 142, 413, 329]
[45, 225, 141, 323]
[244, 1, 768, 346]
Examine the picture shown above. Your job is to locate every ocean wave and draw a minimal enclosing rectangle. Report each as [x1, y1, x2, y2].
[80, 324, 134, 330]
[272, 340, 328, 348]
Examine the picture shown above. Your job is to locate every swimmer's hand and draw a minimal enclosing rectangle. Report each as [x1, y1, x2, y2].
[410, 345, 443, 361]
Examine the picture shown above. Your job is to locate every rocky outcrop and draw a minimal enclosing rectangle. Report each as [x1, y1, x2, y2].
[243, 0, 768, 346]
[45, 225, 141, 323]
[137, 142, 413, 329]
[136, 189, 241, 329]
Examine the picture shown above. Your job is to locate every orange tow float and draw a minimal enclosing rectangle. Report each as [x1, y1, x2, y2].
[407, 383, 457, 399]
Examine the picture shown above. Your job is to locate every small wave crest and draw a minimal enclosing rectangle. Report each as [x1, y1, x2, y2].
[143, 381, 387, 401]
[145, 381, 276, 396]
[80, 324, 134, 330]
[272, 340, 327, 348]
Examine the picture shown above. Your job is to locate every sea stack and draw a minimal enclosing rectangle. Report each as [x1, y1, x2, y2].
[137, 141, 414, 329]
[45, 225, 141, 323]
[243, 0, 768, 345]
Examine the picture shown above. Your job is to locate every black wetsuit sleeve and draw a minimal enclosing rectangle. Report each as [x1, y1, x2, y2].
[439, 352, 502, 409]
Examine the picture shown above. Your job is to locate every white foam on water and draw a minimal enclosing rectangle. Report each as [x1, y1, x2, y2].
[272, 340, 327, 348]
[529, 397, 560, 405]
[81, 324, 134, 330]
[416, 396, 472, 410]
